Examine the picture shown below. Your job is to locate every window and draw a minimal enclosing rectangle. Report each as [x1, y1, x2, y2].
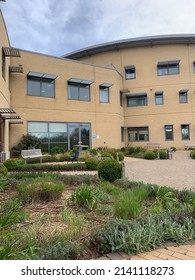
[99, 83, 112, 103]
[157, 60, 180, 76]
[27, 72, 57, 98]
[120, 92, 123, 106]
[121, 127, 124, 142]
[127, 94, 147, 107]
[193, 62, 195, 73]
[2, 50, 5, 79]
[179, 89, 188, 103]
[125, 65, 136, 79]
[68, 81, 91, 101]
[181, 124, 190, 140]
[128, 127, 149, 142]
[155, 91, 163, 105]
[165, 125, 174, 140]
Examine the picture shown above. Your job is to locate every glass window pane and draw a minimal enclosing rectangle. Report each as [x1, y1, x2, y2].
[100, 87, 109, 102]
[125, 68, 135, 79]
[179, 92, 187, 103]
[79, 84, 90, 101]
[41, 79, 54, 97]
[128, 127, 148, 142]
[50, 132, 68, 143]
[127, 96, 147, 106]
[27, 77, 41, 96]
[29, 132, 49, 143]
[165, 125, 173, 140]
[49, 123, 67, 133]
[155, 94, 163, 105]
[68, 84, 79, 100]
[28, 122, 48, 133]
[169, 65, 179, 74]
[181, 125, 190, 140]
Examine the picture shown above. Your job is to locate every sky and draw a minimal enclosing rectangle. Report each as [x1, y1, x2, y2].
[1, 0, 195, 57]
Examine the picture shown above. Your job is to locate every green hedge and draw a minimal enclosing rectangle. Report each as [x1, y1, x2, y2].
[10, 163, 88, 172]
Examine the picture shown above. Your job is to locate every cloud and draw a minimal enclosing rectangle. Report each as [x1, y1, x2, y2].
[1, 0, 195, 56]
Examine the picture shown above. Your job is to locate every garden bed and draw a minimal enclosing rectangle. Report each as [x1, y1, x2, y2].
[0, 174, 195, 260]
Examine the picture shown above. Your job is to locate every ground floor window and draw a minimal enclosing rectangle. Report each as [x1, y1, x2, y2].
[181, 124, 190, 140]
[165, 125, 174, 141]
[28, 121, 91, 152]
[128, 127, 149, 142]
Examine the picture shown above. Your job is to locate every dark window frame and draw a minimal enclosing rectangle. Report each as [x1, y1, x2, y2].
[99, 85, 109, 103]
[125, 66, 136, 80]
[2, 50, 6, 80]
[126, 94, 148, 107]
[68, 81, 90, 102]
[157, 61, 180, 76]
[165, 125, 174, 141]
[128, 126, 149, 142]
[155, 92, 164, 105]
[179, 90, 188, 104]
[181, 124, 190, 140]
[27, 75, 55, 98]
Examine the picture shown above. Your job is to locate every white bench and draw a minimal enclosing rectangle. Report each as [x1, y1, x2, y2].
[185, 143, 195, 150]
[21, 149, 45, 163]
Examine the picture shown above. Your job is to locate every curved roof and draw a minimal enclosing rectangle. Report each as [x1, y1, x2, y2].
[64, 34, 195, 60]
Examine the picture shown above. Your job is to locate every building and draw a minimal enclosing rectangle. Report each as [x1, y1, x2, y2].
[1, 9, 195, 159]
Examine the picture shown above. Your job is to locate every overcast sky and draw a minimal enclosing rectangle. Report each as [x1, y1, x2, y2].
[1, 0, 195, 57]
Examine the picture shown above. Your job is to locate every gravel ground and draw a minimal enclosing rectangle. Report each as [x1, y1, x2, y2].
[124, 151, 195, 190]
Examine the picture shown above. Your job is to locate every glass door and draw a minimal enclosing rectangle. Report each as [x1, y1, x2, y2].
[68, 123, 91, 150]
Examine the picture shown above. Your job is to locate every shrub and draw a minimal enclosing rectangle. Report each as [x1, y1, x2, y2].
[159, 150, 167, 160]
[127, 147, 135, 155]
[101, 152, 113, 159]
[98, 158, 122, 182]
[114, 152, 125, 161]
[71, 184, 99, 209]
[170, 147, 177, 152]
[85, 157, 99, 170]
[190, 150, 195, 159]
[89, 149, 98, 155]
[0, 163, 8, 178]
[17, 178, 64, 203]
[3, 158, 25, 171]
[144, 151, 156, 160]
[134, 146, 146, 153]
[51, 146, 66, 155]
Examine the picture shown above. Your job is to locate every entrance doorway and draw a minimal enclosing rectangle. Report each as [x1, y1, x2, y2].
[68, 123, 90, 150]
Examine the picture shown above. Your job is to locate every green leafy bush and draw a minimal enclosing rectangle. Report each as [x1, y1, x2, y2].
[51, 146, 67, 155]
[71, 184, 99, 209]
[98, 158, 122, 182]
[101, 152, 113, 159]
[190, 150, 195, 159]
[114, 152, 125, 161]
[3, 158, 25, 171]
[159, 150, 167, 160]
[170, 147, 177, 152]
[127, 147, 135, 155]
[144, 151, 156, 160]
[17, 178, 64, 203]
[89, 149, 98, 155]
[0, 163, 8, 178]
[85, 157, 99, 170]
[134, 146, 146, 153]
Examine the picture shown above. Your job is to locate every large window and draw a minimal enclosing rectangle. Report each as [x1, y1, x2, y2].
[179, 90, 188, 104]
[27, 72, 57, 98]
[125, 65, 136, 79]
[165, 125, 174, 141]
[157, 60, 180, 76]
[68, 78, 93, 101]
[127, 94, 147, 107]
[155, 91, 163, 105]
[181, 124, 190, 140]
[128, 127, 149, 142]
[28, 121, 91, 152]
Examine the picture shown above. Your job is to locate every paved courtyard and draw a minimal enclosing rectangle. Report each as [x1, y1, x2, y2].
[124, 150, 195, 190]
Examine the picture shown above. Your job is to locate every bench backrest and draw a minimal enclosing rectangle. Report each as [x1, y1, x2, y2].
[21, 149, 42, 157]
[146, 143, 161, 149]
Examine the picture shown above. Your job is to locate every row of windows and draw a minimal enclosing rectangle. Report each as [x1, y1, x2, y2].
[126, 90, 189, 107]
[125, 60, 195, 79]
[127, 124, 190, 142]
[27, 74, 112, 102]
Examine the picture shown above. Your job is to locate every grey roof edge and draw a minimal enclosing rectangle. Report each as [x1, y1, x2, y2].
[63, 34, 195, 59]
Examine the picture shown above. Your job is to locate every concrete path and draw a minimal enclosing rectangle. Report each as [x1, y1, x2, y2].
[124, 151, 195, 190]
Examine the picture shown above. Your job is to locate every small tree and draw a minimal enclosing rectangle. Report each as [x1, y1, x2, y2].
[12, 134, 42, 156]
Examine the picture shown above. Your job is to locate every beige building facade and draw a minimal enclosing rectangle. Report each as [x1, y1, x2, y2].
[1, 9, 195, 159]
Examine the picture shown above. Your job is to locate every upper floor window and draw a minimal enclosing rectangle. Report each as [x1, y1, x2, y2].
[27, 72, 57, 98]
[155, 91, 163, 105]
[125, 65, 136, 79]
[99, 83, 113, 103]
[179, 89, 188, 103]
[127, 93, 147, 107]
[157, 60, 180, 76]
[68, 78, 93, 101]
